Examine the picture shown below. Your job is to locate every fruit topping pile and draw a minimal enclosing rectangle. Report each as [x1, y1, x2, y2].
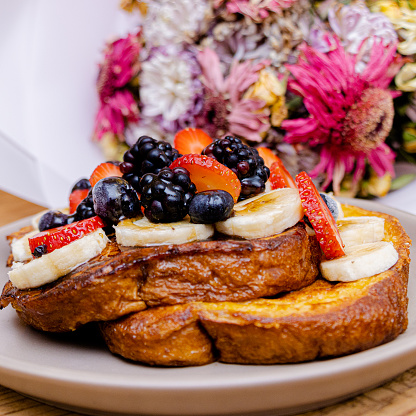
[10, 128, 402, 291]
[31, 129, 345, 262]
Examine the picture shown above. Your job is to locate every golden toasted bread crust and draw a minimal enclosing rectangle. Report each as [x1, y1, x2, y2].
[100, 205, 411, 366]
[1, 223, 320, 332]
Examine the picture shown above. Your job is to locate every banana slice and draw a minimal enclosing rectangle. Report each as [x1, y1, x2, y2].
[9, 229, 109, 289]
[337, 216, 385, 248]
[115, 216, 214, 247]
[215, 188, 303, 239]
[320, 241, 398, 282]
[10, 230, 39, 262]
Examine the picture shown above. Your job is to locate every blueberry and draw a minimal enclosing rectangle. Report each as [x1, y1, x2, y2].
[71, 178, 91, 193]
[38, 210, 69, 231]
[92, 177, 141, 224]
[303, 192, 339, 228]
[189, 190, 234, 224]
[319, 192, 339, 221]
[32, 244, 48, 258]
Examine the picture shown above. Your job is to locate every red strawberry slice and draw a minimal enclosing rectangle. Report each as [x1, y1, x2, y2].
[295, 171, 345, 260]
[270, 158, 297, 190]
[89, 162, 122, 187]
[29, 216, 106, 256]
[173, 128, 213, 155]
[69, 188, 90, 214]
[170, 154, 241, 203]
[256, 147, 279, 168]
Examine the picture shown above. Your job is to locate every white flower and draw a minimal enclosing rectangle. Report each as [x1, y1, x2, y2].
[140, 46, 202, 122]
[328, 1, 397, 71]
[142, 0, 211, 47]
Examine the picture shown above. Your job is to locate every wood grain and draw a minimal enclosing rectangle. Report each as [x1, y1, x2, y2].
[1, 189, 415, 416]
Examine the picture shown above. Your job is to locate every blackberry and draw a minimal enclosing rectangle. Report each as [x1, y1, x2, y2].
[139, 167, 196, 223]
[74, 191, 96, 222]
[202, 136, 270, 200]
[120, 136, 181, 192]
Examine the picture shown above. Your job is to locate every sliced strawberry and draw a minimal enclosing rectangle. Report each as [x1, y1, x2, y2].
[29, 216, 106, 256]
[270, 158, 297, 190]
[295, 171, 345, 260]
[170, 154, 241, 203]
[256, 147, 279, 168]
[69, 188, 90, 214]
[173, 128, 213, 155]
[89, 162, 122, 187]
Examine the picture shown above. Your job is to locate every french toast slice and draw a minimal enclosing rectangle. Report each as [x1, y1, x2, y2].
[1, 222, 320, 332]
[100, 204, 411, 366]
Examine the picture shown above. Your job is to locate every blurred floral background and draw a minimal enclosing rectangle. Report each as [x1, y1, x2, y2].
[92, 0, 416, 199]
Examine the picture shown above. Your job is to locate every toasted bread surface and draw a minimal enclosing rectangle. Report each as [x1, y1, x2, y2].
[100, 204, 411, 366]
[1, 223, 320, 332]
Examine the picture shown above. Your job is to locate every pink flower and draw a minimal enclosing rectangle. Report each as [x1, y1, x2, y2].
[281, 37, 404, 194]
[94, 31, 142, 140]
[215, 0, 296, 20]
[97, 31, 142, 101]
[196, 47, 270, 142]
[94, 90, 139, 140]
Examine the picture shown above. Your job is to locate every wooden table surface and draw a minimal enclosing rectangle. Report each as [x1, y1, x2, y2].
[1, 188, 416, 416]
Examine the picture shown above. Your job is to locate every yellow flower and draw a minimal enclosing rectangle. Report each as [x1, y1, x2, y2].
[119, 0, 147, 14]
[395, 62, 416, 91]
[403, 124, 416, 152]
[367, 0, 402, 19]
[359, 170, 392, 197]
[271, 96, 289, 127]
[99, 133, 130, 162]
[244, 69, 288, 126]
[244, 69, 286, 107]
[391, 7, 416, 55]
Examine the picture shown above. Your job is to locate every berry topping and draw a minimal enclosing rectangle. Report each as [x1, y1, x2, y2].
[92, 177, 141, 224]
[69, 188, 90, 214]
[173, 128, 213, 155]
[319, 193, 340, 221]
[303, 193, 340, 228]
[71, 178, 91, 193]
[32, 244, 48, 258]
[89, 162, 122, 188]
[121, 136, 181, 192]
[74, 192, 96, 222]
[169, 154, 241, 203]
[269, 158, 297, 190]
[188, 190, 234, 224]
[256, 147, 279, 168]
[139, 167, 196, 223]
[38, 210, 69, 232]
[295, 172, 345, 260]
[29, 216, 106, 256]
[201, 136, 270, 200]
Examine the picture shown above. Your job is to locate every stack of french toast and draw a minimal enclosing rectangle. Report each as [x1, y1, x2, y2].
[0, 132, 412, 367]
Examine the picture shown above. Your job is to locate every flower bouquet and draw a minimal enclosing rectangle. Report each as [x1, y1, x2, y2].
[92, 0, 416, 198]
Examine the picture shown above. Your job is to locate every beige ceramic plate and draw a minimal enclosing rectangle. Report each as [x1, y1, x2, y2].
[0, 198, 415, 416]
